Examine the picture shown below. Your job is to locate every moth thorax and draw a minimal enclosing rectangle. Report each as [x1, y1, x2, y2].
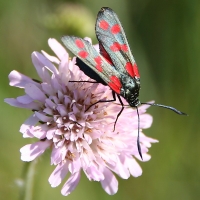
[120, 75, 141, 107]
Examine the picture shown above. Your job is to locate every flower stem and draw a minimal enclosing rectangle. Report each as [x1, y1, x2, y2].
[19, 159, 38, 200]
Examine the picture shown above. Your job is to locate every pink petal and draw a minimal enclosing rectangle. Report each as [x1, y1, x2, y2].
[48, 38, 67, 60]
[51, 146, 66, 165]
[58, 90, 64, 100]
[100, 167, 118, 195]
[68, 159, 81, 173]
[41, 50, 60, 64]
[46, 127, 56, 140]
[30, 124, 49, 139]
[58, 54, 69, 74]
[84, 165, 104, 181]
[138, 101, 155, 112]
[90, 130, 103, 139]
[69, 57, 78, 72]
[93, 44, 99, 51]
[31, 52, 57, 81]
[61, 172, 81, 196]
[125, 155, 142, 177]
[56, 105, 67, 117]
[83, 37, 92, 43]
[33, 51, 59, 74]
[51, 75, 63, 92]
[41, 83, 55, 96]
[43, 107, 53, 115]
[140, 133, 158, 148]
[83, 133, 92, 144]
[45, 99, 56, 109]
[20, 114, 39, 137]
[17, 95, 33, 104]
[8, 70, 39, 88]
[4, 98, 40, 110]
[107, 157, 130, 179]
[135, 153, 151, 162]
[35, 111, 52, 122]
[25, 83, 46, 102]
[50, 96, 59, 104]
[20, 140, 51, 161]
[140, 114, 153, 129]
[49, 162, 69, 187]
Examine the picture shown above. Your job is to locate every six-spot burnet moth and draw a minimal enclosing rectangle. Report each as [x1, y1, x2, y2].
[61, 7, 187, 159]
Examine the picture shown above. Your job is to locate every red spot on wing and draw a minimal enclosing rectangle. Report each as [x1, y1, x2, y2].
[111, 24, 121, 34]
[108, 75, 121, 94]
[96, 65, 103, 72]
[125, 62, 135, 77]
[108, 82, 121, 94]
[94, 56, 103, 72]
[133, 63, 140, 77]
[75, 39, 84, 48]
[78, 51, 88, 58]
[99, 20, 109, 30]
[110, 76, 121, 88]
[110, 43, 128, 52]
[110, 42, 121, 51]
[125, 62, 140, 78]
[94, 56, 102, 65]
[121, 44, 128, 52]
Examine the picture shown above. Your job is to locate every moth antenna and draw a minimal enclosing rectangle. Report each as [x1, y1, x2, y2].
[141, 102, 188, 116]
[136, 107, 143, 160]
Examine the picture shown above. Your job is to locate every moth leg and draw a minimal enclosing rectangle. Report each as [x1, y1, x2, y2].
[86, 90, 116, 112]
[86, 91, 125, 132]
[69, 80, 98, 83]
[136, 107, 142, 159]
[113, 95, 124, 131]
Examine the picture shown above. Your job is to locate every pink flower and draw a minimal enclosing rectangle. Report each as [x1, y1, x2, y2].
[5, 38, 158, 196]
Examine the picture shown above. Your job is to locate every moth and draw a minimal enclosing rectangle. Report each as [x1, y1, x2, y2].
[61, 7, 186, 159]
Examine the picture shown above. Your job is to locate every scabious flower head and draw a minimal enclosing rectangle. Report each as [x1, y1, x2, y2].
[5, 38, 158, 196]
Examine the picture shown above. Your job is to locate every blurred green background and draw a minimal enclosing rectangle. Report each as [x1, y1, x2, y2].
[0, 0, 199, 199]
